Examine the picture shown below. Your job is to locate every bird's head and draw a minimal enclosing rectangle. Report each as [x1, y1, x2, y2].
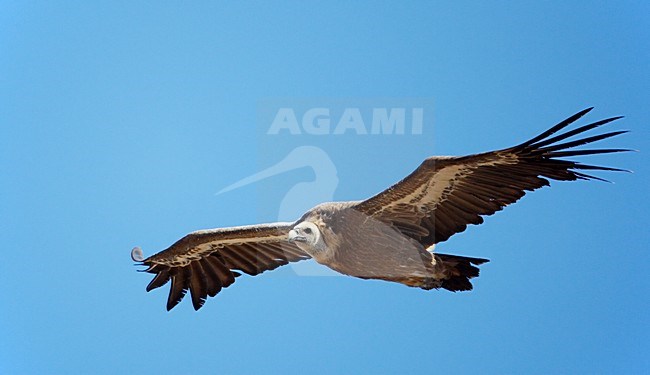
[288, 221, 328, 256]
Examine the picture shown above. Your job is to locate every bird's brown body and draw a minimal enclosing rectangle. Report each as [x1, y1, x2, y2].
[298, 202, 486, 291]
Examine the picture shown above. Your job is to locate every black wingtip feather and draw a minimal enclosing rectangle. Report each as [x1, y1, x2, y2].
[573, 164, 630, 172]
[189, 262, 208, 311]
[573, 171, 612, 182]
[146, 267, 171, 292]
[547, 148, 632, 158]
[517, 107, 594, 148]
[539, 130, 629, 153]
[530, 116, 624, 149]
[166, 267, 191, 311]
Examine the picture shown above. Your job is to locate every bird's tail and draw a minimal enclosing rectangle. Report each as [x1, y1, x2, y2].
[433, 253, 489, 292]
[390, 253, 489, 291]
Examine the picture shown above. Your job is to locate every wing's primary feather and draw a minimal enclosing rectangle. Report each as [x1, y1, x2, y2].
[139, 222, 310, 310]
[354, 108, 629, 248]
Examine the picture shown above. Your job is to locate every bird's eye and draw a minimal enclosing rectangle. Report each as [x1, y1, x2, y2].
[304, 227, 312, 234]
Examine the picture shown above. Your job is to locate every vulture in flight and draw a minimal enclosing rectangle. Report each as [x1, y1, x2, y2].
[132, 108, 629, 310]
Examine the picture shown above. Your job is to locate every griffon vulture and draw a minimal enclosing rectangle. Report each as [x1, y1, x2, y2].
[131, 108, 629, 310]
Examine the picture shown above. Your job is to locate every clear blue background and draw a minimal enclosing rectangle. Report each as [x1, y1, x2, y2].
[1, 1, 648, 374]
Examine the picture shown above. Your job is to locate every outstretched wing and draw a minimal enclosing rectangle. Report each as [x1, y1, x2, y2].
[135, 222, 310, 310]
[354, 108, 629, 248]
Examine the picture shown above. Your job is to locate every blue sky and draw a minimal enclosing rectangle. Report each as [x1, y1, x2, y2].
[1, 1, 648, 374]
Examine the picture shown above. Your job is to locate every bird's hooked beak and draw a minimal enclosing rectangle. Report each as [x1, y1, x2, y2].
[288, 228, 307, 243]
